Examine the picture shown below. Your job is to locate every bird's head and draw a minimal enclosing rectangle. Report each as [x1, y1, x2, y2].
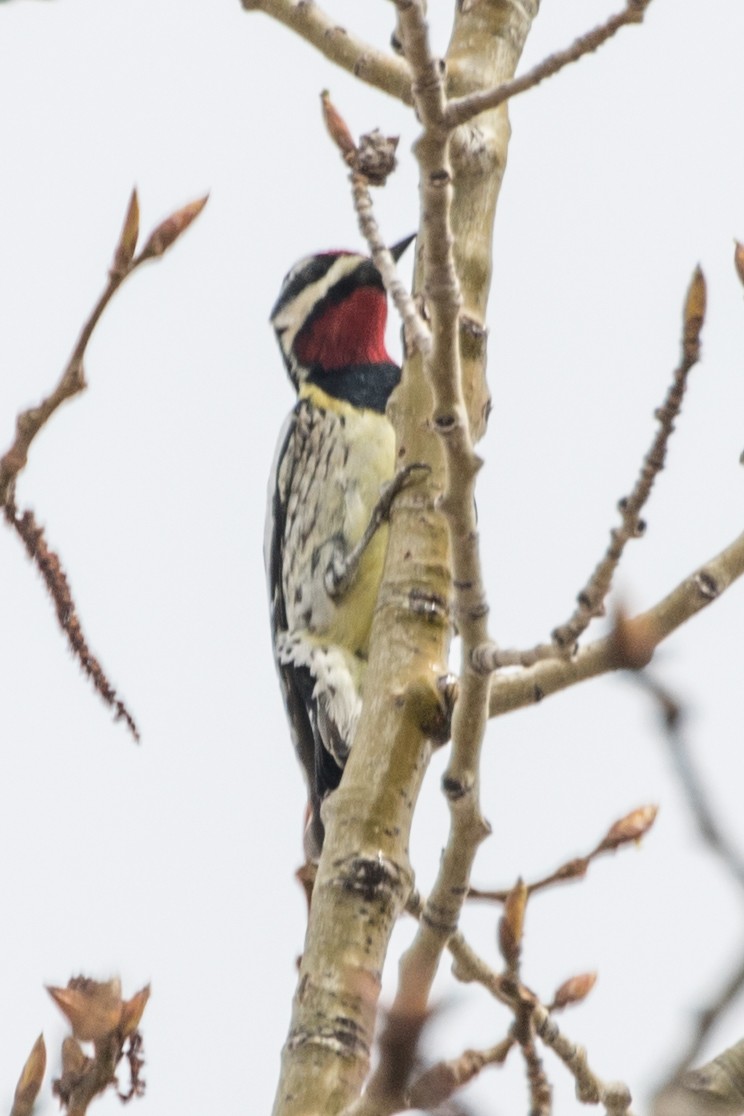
[270, 236, 414, 391]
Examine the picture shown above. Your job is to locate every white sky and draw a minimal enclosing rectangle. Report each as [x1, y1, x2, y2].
[1, 1, 744, 1113]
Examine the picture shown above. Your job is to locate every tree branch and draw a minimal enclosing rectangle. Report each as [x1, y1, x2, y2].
[0, 190, 207, 507]
[242, 0, 413, 103]
[488, 526, 744, 717]
[474, 264, 706, 673]
[4, 500, 139, 740]
[1, 191, 207, 737]
[445, 0, 652, 129]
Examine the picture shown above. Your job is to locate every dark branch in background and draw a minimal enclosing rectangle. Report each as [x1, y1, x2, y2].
[476, 265, 707, 675]
[1, 189, 208, 739]
[628, 674, 744, 1093]
[3, 499, 140, 740]
[445, 0, 653, 128]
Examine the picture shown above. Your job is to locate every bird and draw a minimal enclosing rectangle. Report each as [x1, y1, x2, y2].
[265, 236, 414, 858]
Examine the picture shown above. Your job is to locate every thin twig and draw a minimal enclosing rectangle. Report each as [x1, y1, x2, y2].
[319, 91, 431, 358]
[4, 500, 140, 741]
[522, 1036, 552, 1116]
[241, 0, 412, 104]
[475, 265, 707, 674]
[550, 267, 706, 650]
[0, 190, 207, 506]
[533, 1005, 637, 1116]
[408, 1038, 514, 1111]
[2, 190, 207, 738]
[445, 0, 652, 128]
[488, 522, 744, 717]
[350, 170, 431, 358]
[468, 804, 658, 903]
[413, 895, 636, 1116]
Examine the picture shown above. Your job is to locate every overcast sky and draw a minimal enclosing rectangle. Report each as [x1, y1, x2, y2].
[1, 1, 744, 1113]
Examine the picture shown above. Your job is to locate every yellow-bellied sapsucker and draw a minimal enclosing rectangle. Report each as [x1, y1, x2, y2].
[266, 237, 414, 857]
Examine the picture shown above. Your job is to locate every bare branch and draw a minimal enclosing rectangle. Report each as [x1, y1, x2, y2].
[319, 91, 431, 357]
[489, 521, 744, 717]
[533, 1004, 637, 1115]
[475, 265, 706, 673]
[242, 0, 412, 103]
[4, 500, 140, 741]
[445, 0, 652, 129]
[408, 1038, 514, 1111]
[551, 266, 706, 649]
[0, 190, 208, 506]
[1, 190, 207, 738]
[372, 0, 493, 1052]
[421, 899, 636, 1116]
[521, 1036, 552, 1116]
[469, 804, 658, 902]
[350, 169, 431, 358]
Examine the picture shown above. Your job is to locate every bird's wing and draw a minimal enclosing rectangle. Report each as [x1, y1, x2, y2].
[265, 405, 341, 855]
[266, 409, 316, 787]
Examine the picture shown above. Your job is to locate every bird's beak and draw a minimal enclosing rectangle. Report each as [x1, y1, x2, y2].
[390, 233, 416, 262]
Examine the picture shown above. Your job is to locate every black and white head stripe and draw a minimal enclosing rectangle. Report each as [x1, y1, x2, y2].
[270, 253, 340, 321]
[270, 253, 371, 383]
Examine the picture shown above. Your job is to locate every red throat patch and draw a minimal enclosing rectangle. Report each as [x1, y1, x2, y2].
[294, 286, 390, 370]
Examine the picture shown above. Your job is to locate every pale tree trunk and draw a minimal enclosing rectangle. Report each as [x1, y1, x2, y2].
[270, 4, 539, 1115]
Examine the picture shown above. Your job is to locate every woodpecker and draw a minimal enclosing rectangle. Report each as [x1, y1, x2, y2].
[266, 237, 414, 857]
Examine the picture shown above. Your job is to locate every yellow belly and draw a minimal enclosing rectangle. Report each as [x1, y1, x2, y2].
[288, 383, 396, 658]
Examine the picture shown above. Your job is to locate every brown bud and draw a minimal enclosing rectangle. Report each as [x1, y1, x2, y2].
[138, 195, 209, 262]
[11, 1033, 46, 1116]
[47, 977, 123, 1042]
[120, 984, 151, 1037]
[553, 857, 590, 883]
[320, 90, 356, 159]
[734, 241, 744, 289]
[597, 804, 658, 853]
[60, 1035, 89, 1077]
[610, 608, 656, 670]
[552, 971, 597, 1011]
[499, 878, 527, 965]
[111, 187, 140, 277]
[295, 861, 316, 914]
[683, 265, 706, 353]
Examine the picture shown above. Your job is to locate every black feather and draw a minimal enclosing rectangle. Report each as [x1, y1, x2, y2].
[267, 408, 343, 855]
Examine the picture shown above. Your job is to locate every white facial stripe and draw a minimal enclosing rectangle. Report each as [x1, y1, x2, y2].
[272, 254, 365, 359]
